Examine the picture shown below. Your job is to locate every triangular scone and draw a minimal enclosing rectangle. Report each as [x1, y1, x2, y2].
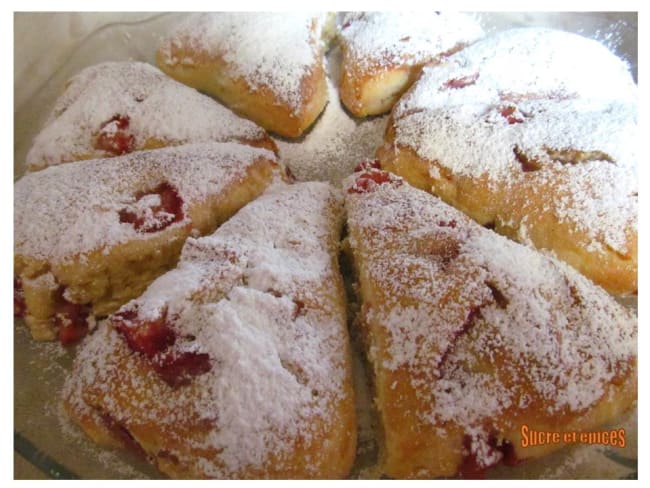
[15, 142, 281, 343]
[338, 12, 483, 117]
[63, 182, 356, 479]
[25, 61, 276, 172]
[157, 13, 334, 138]
[344, 169, 636, 479]
[377, 28, 637, 295]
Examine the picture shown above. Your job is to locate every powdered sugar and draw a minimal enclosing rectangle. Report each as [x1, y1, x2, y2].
[389, 28, 638, 256]
[345, 179, 636, 468]
[25, 62, 268, 171]
[64, 182, 351, 477]
[340, 11, 483, 72]
[274, 77, 387, 184]
[160, 13, 330, 111]
[15, 142, 276, 263]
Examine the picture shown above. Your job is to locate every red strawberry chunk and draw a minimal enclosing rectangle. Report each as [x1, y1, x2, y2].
[442, 73, 479, 90]
[119, 182, 184, 233]
[153, 351, 212, 387]
[347, 170, 403, 194]
[114, 313, 176, 357]
[95, 114, 135, 155]
[499, 106, 524, 124]
[55, 301, 91, 345]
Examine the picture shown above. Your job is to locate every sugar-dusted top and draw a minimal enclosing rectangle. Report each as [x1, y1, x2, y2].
[64, 182, 349, 477]
[26, 61, 268, 171]
[396, 27, 637, 116]
[345, 175, 636, 467]
[389, 28, 638, 256]
[340, 11, 483, 72]
[15, 142, 276, 264]
[159, 13, 330, 111]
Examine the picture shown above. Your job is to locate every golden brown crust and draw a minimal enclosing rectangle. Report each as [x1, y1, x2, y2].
[15, 144, 278, 342]
[156, 14, 330, 138]
[157, 50, 328, 139]
[25, 61, 276, 172]
[377, 140, 637, 296]
[345, 173, 637, 478]
[63, 182, 356, 479]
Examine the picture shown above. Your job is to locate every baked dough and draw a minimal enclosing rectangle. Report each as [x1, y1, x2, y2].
[377, 28, 638, 295]
[157, 13, 334, 138]
[15, 142, 281, 343]
[63, 182, 356, 479]
[25, 61, 276, 172]
[338, 12, 483, 117]
[344, 169, 637, 478]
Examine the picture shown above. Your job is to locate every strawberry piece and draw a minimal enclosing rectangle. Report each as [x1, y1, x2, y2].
[499, 105, 524, 124]
[347, 170, 403, 194]
[95, 114, 135, 155]
[14, 278, 26, 318]
[55, 301, 91, 345]
[442, 73, 479, 90]
[114, 312, 176, 357]
[153, 351, 211, 387]
[119, 182, 184, 233]
[353, 159, 381, 172]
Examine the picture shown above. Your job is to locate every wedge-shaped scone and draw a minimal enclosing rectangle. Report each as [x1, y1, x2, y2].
[345, 169, 636, 479]
[25, 61, 276, 172]
[378, 28, 638, 295]
[157, 13, 334, 138]
[63, 182, 356, 479]
[15, 142, 280, 343]
[338, 11, 483, 117]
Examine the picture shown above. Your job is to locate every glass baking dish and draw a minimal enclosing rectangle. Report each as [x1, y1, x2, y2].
[14, 11, 638, 479]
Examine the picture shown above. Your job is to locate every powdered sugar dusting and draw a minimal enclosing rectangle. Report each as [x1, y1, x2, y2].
[346, 179, 636, 468]
[274, 78, 387, 184]
[389, 28, 637, 255]
[340, 11, 483, 72]
[160, 12, 329, 111]
[15, 142, 276, 263]
[64, 182, 351, 477]
[25, 62, 267, 170]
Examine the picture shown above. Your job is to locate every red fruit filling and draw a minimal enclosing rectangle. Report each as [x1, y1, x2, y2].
[119, 182, 184, 233]
[442, 73, 479, 90]
[347, 170, 403, 194]
[95, 114, 135, 155]
[54, 300, 91, 345]
[153, 351, 212, 388]
[114, 311, 176, 357]
[457, 434, 522, 479]
[353, 159, 381, 172]
[113, 310, 211, 387]
[499, 105, 524, 124]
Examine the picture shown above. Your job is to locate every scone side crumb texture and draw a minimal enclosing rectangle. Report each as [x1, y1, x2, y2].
[388, 27, 637, 258]
[64, 182, 356, 478]
[25, 61, 269, 171]
[15, 142, 277, 264]
[339, 12, 484, 74]
[344, 176, 636, 475]
[158, 12, 330, 113]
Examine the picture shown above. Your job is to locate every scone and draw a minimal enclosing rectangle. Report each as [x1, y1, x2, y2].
[15, 142, 280, 343]
[63, 182, 356, 479]
[25, 61, 276, 172]
[377, 28, 638, 295]
[338, 11, 483, 117]
[344, 169, 637, 479]
[157, 13, 334, 138]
